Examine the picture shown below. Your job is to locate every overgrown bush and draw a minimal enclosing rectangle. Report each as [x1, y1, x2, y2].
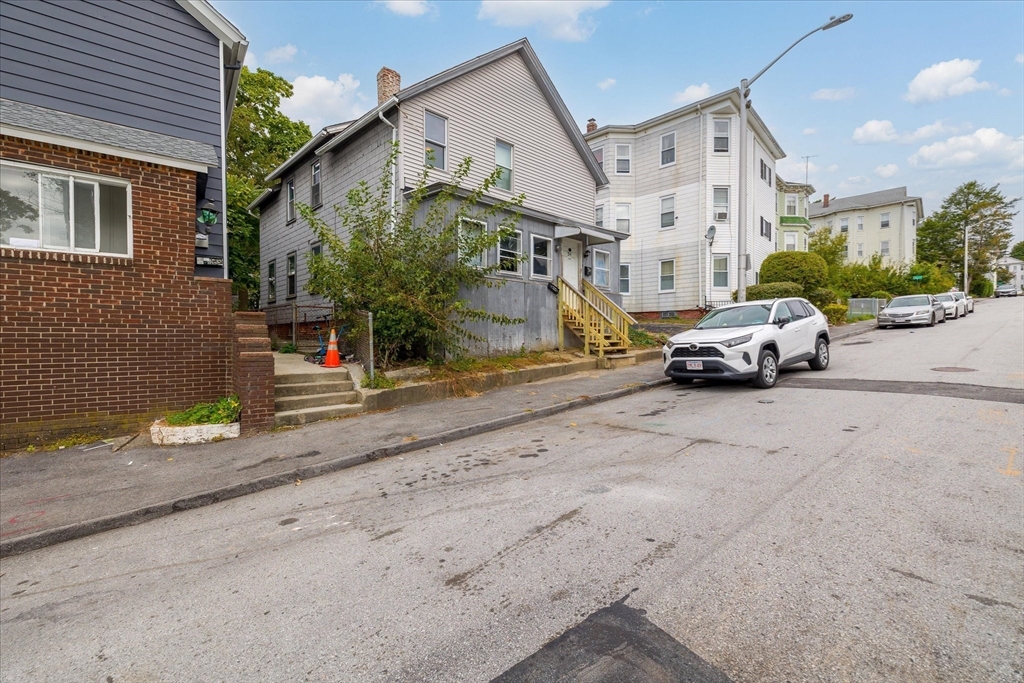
[971, 279, 994, 297]
[869, 290, 892, 301]
[821, 304, 848, 326]
[746, 281, 803, 300]
[166, 396, 241, 426]
[278, 342, 297, 354]
[807, 287, 838, 308]
[759, 252, 829, 293]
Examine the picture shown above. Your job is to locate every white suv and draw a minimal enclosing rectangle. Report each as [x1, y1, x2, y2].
[662, 298, 830, 389]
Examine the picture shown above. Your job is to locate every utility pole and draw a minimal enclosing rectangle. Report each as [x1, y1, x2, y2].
[963, 222, 969, 293]
[801, 154, 818, 186]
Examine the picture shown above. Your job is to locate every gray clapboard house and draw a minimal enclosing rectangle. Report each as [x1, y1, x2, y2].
[252, 39, 634, 357]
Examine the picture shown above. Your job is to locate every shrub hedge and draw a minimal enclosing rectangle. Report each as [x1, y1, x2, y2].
[745, 281, 804, 301]
[821, 304, 848, 326]
[869, 290, 892, 301]
[807, 287, 839, 308]
[759, 252, 829, 293]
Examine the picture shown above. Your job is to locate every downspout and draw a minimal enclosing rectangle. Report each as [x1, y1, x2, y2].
[697, 105, 704, 308]
[378, 108, 397, 221]
[219, 39, 228, 279]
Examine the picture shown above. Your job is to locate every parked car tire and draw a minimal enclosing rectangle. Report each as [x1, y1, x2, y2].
[879, 324, 890, 330]
[939, 313, 947, 323]
[752, 349, 779, 389]
[809, 338, 829, 371]
[672, 377, 694, 385]
[927, 313, 936, 327]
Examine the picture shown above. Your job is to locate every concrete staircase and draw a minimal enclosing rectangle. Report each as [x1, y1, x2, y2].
[274, 367, 363, 427]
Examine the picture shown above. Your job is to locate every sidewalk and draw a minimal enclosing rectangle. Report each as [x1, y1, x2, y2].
[0, 319, 875, 557]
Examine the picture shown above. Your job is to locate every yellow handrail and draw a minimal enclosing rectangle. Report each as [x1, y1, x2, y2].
[558, 277, 632, 357]
[581, 280, 633, 349]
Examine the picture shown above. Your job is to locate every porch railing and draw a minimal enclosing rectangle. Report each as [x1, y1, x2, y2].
[557, 277, 633, 357]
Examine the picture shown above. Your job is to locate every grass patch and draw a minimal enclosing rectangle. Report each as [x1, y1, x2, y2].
[849, 314, 876, 322]
[361, 373, 398, 390]
[425, 349, 576, 382]
[36, 433, 104, 452]
[166, 395, 241, 426]
[278, 342, 298, 354]
[629, 327, 669, 348]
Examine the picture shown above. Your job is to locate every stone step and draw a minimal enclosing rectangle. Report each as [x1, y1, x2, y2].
[275, 391, 360, 412]
[276, 369, 350, 385]
[275, 402, 364, 427]
[275, 379, 354, 397]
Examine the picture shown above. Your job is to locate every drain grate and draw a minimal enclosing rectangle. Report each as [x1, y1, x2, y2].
[931, 367, 977, 372]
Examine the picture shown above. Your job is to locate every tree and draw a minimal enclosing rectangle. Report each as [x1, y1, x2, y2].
[916, 181, 1019, 291]
[302, 144, 526, 368]
[808, 226, 848, 281]
[1010, 241, 1024, 262]
[226, 67, 311, 307]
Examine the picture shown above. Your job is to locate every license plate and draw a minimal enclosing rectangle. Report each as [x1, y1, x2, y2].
[685, 360, 703, 370]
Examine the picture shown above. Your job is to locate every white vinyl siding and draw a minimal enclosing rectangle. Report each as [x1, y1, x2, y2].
[425, 110, 447, 170]
[615, 144, 631, 174]
[615, 203, 631, 233]
[619, 264, 630, 294]
[594, 249, 610, 288]
[660, 132, 675, 167]
[530, 234, 552, 280]
[659, 259, 675, 292]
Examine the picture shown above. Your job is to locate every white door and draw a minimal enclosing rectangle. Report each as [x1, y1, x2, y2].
[561, 238, 581, 290]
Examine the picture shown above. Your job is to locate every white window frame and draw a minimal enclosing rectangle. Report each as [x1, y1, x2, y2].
[660, 132, 676, 167]
[424, 110, 448, 171]
[840, 217, 849, 233]
[880, 212, 890, 229]
[498, 229, 522, 275]
[458, 218, 486, 268]
[286, 178, 296, 222]
[857, 215, 864, 231]
[286, 251, 297, 298]
[267, 259, 277, 302]
[857, 243, 864, 257]
[659, 259, 675, 293]
[880, 240, 890, 256]
[495, 140, 513, 192]
[660, 195, 675, 229]
[785, 193, 798, 216]
[530, 234, 552, 280]
[615, 144, 631, 175]
[591, 146, 603, 171]
[712, 254, 729, 289]
[785, 232, 797, 251]
[713, 119, 730, 153]
[0, 159, 133, 257]
[615, 203, 631, 233]
[594, 205, 604, 228]
[594, 249, 610, 288]
[619, 263, 631, 295]
[713, 186, 730, 222]
[310, 160, 322, 208]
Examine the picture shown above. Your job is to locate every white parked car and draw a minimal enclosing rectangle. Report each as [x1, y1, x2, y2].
[950, 291, 974, 313]
[663, 298, 830, 389]
[934, 293, 966, 319]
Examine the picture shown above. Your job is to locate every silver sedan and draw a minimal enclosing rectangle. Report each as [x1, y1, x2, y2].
[877, 294, 946, 328]
[935, 293, 967, 319]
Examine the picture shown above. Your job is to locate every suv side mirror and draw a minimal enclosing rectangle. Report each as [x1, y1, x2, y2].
[776, 315, 792, 328]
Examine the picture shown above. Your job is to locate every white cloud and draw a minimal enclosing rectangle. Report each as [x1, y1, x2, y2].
[281, 74, 367, 131]
[904, 58, 994, 103]
[853, 120, 899, 144]
[264, 44, 297, 65]
[775, 158, 839, 183]
[802, 128, 818, 136]
[597, 78, 616, 91]
[839, 176, 872, 192]
[810, 87, 855, 101]
[904, 120, 958, 142]
[243, 51, 258, 69]
[379, 0, 431, 16]
[875, 164, 899, 178]
[827, 164, 840, 173]
[909, 128, 1024, 169]
[1017, 53, 1024, 64]
[477, 1, 610, 41]
[998, 88, 1013, 97]
[673, 83, 711, 105]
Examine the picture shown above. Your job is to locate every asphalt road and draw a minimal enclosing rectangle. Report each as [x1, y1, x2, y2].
[2, 298, 1022, 683]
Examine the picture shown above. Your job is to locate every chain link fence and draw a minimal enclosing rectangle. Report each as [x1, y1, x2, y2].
[847, 298, 887, 319]
[264, 303, 337, 351]
[349, 310, 375, 383]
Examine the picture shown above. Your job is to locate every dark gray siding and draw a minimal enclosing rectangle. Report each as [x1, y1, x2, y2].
[0, 0, 226, 276]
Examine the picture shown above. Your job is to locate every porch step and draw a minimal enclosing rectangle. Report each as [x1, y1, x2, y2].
[275, 391, 360, 412]
[275, 379, 354, 397]
[275, 402, 364, 427]
[276, 369, 350, 385]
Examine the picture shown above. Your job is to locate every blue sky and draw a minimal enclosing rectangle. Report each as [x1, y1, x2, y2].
[214, 0, 1024, 241]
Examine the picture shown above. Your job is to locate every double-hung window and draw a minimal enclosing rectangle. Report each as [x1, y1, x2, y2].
[660, 195, 675, 228]
[286, 252, 297, 298]
[267, 260, 277, 302]
[615, 203, 631, 233]
[615, 144, 631, 174]
[310, 160, 322, 208]
[785, 233, 796, 251]
[857, 216, 864, 231]
[759, 159, 772, 185]
[595, 206, 604, 228]
[785, 194, 798, 216]
[759, 216, 772, 240]
[459, 218, 486, 268]
[840, 218, 849, 233]
[713, 187, 729, 221]
[880, 212, 890, 229]
[531, 234, 552, 279]
[660, 132, 676, 166]
[857, 243, 864, 257]
[712, 255, 729, 288]
[594, 249, 610, 288]
[286, 179, 296, 222]
[619, 264, 631, 294]
[495, 140, 513, 191]
[499, 229, 521, 274]
[713, 119, 730, 153]
[311, 242, 322, 257]
[592, 147, 603, 171]
[659, 259, 675, 292]
[0, 161, 132, 255]
[425, 111, 447, 170]
[880, 241, 890, 256]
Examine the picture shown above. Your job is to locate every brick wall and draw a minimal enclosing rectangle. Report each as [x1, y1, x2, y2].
[0, 136, 235, 450]
[232, 312, 274, 434]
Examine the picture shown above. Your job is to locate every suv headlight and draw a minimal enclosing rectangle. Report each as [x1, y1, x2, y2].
[721, 333, 753, 348]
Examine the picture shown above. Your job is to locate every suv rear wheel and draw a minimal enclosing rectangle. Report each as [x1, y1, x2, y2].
[753, 349, 779, 389]
[809, 338, 829, 370]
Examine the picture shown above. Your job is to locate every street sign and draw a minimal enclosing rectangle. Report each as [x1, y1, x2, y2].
[912, 275, 924, 280]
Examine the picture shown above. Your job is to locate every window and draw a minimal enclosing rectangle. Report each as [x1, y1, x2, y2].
[803, 235, 808, 250]
[790, 300, 811, 319]
[615, 144, 631, 174]
[267, 260, 277, 302]
[713, 187, 730, 221]
[659, 259, 675, 292]
[759, 159, 772, 185]
[880, 212, 890, 229]
[459, 218, 486, 268]
[594, 249, 610, 287]
[499, 229, 521, 274]
[592, 147, 603, 170]
[842, 243, 849, 260]
[857, 243, 864, 257]
[286, 252, 297, 298]
[286, 179, 295, 222]
[530, 234, 552, 279]
[880, 240, 890, 256]
[660, 132, 676, 166]
[712, 255, 729, 288]
[840, 218, 849, 233]
[785, 194, 798, 216]
[660, 195, 675, 228]
[425, 111, 447, 170]
[857, 215, 864, 231]
[785, 232, 797, 251]
[495, 140, 513, 191]
[759, 216, 772, 240]
[311, 241, 321, 257]
[310, 160, 321, 208]
[619, 264, 631, 294]
[713, 119, 730, 153]
[615, 203, 631, 233]
[775, 301, 793, 321]
[595, 206, 604, 228]
[0, 161, 131, 255]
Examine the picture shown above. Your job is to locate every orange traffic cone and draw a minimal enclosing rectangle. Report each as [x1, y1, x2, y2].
[323, 328, 341, 368]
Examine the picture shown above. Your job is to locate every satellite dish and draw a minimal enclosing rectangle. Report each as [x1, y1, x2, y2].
[706, 225, 716, 241]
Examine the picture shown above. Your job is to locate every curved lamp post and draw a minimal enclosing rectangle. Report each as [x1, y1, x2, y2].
[736, 13, 853, 302]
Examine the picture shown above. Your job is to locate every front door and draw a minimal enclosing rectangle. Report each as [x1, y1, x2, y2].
[561, 238, 581, 290]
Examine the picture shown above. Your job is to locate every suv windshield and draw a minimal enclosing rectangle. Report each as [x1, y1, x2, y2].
[889, 296, 930, 307]
[695, 304, 772, 329]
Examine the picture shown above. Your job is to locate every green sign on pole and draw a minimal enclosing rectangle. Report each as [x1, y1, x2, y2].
[912, 275, 924, 280]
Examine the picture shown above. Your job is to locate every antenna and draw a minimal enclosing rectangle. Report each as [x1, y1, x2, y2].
[801, 155, 818, 185]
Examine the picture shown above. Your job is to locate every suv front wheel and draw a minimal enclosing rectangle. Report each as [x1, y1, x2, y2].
[809, 338, 829, 370]
[753, 349, 779, 389]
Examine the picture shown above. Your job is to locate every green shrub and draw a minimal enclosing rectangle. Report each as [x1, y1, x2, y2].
[821, 304, 848, 326]
[746, 281, 803, 301]
[759, 252, 829, 292]
[869, 290, 892, 301]
[166, 395, 241, 426]
[808, 288, 838, 308]
[971, 279, 994, 298]
[279, 342, 297, 354]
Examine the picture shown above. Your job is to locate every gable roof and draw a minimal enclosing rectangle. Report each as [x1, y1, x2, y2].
[809, 187, 921, 217]
[267, 38, 606, 186]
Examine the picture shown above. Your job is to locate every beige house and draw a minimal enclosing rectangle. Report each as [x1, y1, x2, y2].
[776, 176, 814, 252]
[809, 187, 922, 265]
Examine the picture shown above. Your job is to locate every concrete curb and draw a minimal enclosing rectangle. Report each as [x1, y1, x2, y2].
[0, 376, 672, 557]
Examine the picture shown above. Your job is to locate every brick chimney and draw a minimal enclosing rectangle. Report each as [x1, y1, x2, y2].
[377, 67, 400, 105]
[823, 193, 830, 208]
[586, 118, 597, 133]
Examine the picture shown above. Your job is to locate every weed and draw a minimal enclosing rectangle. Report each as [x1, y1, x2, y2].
[166, 395, 241, 426]
[279, 343, 298, 354]
[361, 373, 398, 390]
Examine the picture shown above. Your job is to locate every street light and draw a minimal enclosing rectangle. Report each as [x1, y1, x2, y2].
[736, 13, 853, 302]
